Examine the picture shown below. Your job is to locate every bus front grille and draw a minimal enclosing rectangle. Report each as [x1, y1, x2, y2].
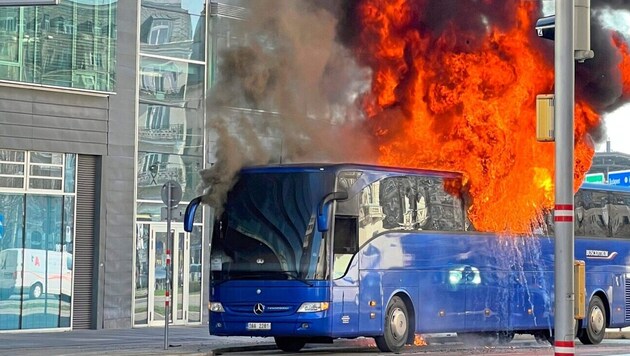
[626, 277, 630, 322]
[227, 303, 297, 316]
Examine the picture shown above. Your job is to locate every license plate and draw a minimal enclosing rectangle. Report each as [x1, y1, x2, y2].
[247, 322, 271, 330]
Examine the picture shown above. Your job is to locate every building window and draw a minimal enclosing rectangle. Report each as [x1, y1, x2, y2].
[148, 19, 171, 45]
[0, 1, 117, 92]
[0, 150, 76, 331]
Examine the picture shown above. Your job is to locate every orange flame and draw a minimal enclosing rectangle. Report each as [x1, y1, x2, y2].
[613, 33, 630, 97]
[353, 0, 621, 233]
[414, 333, 428, 346]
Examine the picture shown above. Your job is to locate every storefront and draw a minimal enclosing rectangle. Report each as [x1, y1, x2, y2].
[0, 150, 76, 330]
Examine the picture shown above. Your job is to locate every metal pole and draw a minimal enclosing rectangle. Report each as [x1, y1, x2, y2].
[164, 182, 172, 350]
[554, 1, 575, 355]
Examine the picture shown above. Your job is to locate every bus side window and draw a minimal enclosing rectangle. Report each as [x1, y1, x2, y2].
[334, 215, 358, 254]
[610, 192, 630, 238]
[333, 215, 358, 279]
[581, 190, 610, 238]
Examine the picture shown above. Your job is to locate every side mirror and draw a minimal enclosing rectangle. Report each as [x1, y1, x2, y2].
[184, 196, 203, 232]
[317, 191, 348, 232]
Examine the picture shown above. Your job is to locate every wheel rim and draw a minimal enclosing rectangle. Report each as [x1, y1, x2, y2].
[589, 305, 605, 334]
[33, 285, 41, 298]
[389, 307, 407, 341]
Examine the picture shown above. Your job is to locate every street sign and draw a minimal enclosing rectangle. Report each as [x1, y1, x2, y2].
[161, 181, 182, 208]
[584, 173, 604, 184]
[607, 170, 630, 187]
[0, 0, 59, 5]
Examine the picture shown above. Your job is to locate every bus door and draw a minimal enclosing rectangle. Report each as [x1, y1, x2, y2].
[331, 262, 359, 335]
[330, 214, 360, 336]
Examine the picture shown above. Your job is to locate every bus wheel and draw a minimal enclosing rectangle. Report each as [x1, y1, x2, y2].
[578, 296, 606, 345]
[375, 296, 409, 353]
[534, 330, 553, 345]
[274, 337, 306, 352]
[497, 331, 515, 345]
[29, 282, 43, 299]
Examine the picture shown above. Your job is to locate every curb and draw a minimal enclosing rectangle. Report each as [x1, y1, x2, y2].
[208, 343, 277, 355]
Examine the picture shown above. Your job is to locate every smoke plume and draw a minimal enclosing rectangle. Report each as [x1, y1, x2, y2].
[199, 0, 374, 212]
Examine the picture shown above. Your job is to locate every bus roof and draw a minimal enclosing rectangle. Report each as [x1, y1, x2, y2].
[580, 182, 630, 193]
[240, 163, 462, 179]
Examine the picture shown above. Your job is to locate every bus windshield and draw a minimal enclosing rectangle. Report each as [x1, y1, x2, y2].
[211, 170, 334, 282]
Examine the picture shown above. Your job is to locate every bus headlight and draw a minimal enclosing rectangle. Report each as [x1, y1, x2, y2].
[297, 302, 329, 312]
[209, 302, 225, 312]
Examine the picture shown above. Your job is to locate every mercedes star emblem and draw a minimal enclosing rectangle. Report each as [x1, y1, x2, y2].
[253, 303, 265, 315]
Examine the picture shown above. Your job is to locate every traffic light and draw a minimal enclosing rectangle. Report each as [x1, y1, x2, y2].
[535, 0, 594, 62]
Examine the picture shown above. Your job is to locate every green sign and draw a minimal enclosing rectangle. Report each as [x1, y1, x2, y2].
[584, 173, 605, 184]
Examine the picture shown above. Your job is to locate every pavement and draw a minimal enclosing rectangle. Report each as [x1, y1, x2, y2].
[0, 325, 628, 356]
[0, 325, 276, 356]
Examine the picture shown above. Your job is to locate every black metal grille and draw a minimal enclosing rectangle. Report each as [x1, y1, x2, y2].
[72, 155, 97, 329]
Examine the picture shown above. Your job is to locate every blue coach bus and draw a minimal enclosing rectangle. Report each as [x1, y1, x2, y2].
[184, 164, 630, 352]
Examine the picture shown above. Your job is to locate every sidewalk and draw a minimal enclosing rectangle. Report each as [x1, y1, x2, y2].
[0, 326, 627, 356]
[0, 325, 275, 356]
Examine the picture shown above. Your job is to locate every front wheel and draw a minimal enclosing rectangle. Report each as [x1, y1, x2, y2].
[578, 296, 606, 345]
[274, 337, 306, 352]
[29, 282, 43, 299]
[375, 296, 409, 353]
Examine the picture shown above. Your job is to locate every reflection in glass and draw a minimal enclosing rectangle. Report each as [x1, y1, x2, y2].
[134, 224, 150, 325]
[140, 57, 204, 101]
[176, 231, 184, 320]
[0, 194, 24, 330]
[0, 151, 75, 331]
[64, 154, 76, 193]
[0, 2, 117, 92]
[137, 152, 202, 202]
[188, 226, 202, 322]
[140, 0, 205, 62]
[21, 195, 63, 329]
[152, 231, 169, 322]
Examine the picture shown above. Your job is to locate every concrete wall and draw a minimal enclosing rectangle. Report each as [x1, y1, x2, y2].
[97, 0, 139, 329]
[0, 0, 139, 330]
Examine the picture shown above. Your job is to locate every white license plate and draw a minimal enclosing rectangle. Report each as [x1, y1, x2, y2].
[247, 322, 271, 330]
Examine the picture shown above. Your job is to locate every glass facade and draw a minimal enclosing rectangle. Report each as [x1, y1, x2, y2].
[134, 0, 206, 326]
[0, 0, 117, 92]
[0, 150, 76, 330]
[137, 0, 206, 219]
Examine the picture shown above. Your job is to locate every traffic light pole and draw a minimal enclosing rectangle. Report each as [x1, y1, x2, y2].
[554, 1, 576, 355]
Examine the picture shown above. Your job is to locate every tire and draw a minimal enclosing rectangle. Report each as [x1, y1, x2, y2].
[375, 296, 409, 353]
[29, 282, 43, 299]
[274, 337, 306, 352]
[497, 331, 515, 345]
[578, 295, 606, 345]
[534, 330, 553, 345]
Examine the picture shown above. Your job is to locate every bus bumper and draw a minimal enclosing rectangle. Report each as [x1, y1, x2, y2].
[209, 311, 331, 337]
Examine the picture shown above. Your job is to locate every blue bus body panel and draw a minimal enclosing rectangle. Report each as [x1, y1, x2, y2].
[211, 231, 630, 337]
[355, 231, 630, 335]
[210, 280, 332, 337]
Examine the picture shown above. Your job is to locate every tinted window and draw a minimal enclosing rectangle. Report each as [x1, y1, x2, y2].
[610, 192, 630, 238]
[575, 190, 610, 238]
[359, 175, 464, 246]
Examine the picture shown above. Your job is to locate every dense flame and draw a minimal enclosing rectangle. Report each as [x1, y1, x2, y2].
[414, 333, 428, 346]
[613, 33, 630, 97]
[349, 0, 630, 233]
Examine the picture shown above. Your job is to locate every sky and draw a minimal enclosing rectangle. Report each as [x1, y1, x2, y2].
[597, 10, 630, 154]
[541, 1, 630, 154]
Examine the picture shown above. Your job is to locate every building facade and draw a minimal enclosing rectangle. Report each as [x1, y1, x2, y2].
[0, 0, 248, 331]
